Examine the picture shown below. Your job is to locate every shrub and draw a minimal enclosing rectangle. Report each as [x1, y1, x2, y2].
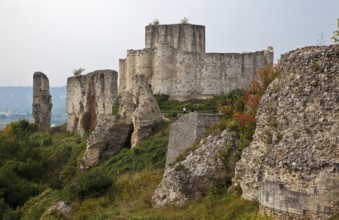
[66, 169, 113, 200]
[180, 17, 190, 24]
[7, 119, 38, 138]
[151, 18, 160, 25]
[332, 18, 339, 43]
[73, 68, 85, 76]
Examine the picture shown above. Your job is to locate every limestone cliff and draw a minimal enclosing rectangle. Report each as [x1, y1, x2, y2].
[120, 24, 273, 101]
[234, 45, 339, 219]
[81, 75, 164, 169]
[66, 70, 118, 136]
[32, 72, 52, 128]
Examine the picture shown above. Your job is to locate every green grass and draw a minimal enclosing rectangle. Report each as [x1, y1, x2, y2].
[155, 94, 223, 119]
[31, 170, 268, 220]
[102, 128, 169, 176]
[2, 92, 273, 220]
[13, 120, 268, 220]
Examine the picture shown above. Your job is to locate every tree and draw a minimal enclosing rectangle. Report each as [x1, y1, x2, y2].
[73, 68, 85, 76]
[332, 18, 339, 43]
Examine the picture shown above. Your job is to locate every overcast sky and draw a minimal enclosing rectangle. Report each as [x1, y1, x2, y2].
[0, 0, 338, 87]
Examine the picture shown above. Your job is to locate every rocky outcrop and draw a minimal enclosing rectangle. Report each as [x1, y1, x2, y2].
[32, 72, 52, 128]
[80, 115, 133, 169]
[120, 24, 273, 101]
[165, 113, 222, 167]
[66, 70, 118, 136]
[130, 75, 164, 147]
[41, 201, 72, 219]
[81, 75, 164, 169]
[234, 45, 339, 219]
[153, 130, 238, 207]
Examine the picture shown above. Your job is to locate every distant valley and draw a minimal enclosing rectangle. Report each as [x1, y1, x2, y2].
[0, 86, 67, 128]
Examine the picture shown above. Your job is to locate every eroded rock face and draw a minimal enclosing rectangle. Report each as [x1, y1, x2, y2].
[32, 72, 52, 128]
[81, 75, 164, 169]
[153, 130, 238, 207]
[234, 45, 339, 219]
[131, 75, 163, 147]
[66, 70, 118, 136]
[80, 115, 133, 169]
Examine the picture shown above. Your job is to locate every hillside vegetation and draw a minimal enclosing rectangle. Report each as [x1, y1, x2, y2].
[0, 64, 279, 219]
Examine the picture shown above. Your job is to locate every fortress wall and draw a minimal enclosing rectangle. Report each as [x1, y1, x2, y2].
[66, 70, 118, 135]
[122, 24, 273, 101]
[201, 53, 243, 96]
[152, 43, 176, 95]
[172, 50, 202, 100]
[145, 24, 205, 53]
[165, 113, 222, 167]
[118, 59, 126, 94]
[124, 50, 136, 93]
[124, 49, 153, 94]
[121, 45, 273, 101]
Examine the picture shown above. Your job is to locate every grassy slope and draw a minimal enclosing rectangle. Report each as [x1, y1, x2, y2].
[17, 126, 270, 220]
[9, 94, 272, 219]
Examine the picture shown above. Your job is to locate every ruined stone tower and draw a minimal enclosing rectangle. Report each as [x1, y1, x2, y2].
[119, 24, 274, 101]
[145, 24, 205, 53]
[66, 70, 118, 135]
[32, 72, 52, 128]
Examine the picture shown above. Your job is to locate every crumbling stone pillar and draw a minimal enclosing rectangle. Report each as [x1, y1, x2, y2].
[32, 72, 52, 128]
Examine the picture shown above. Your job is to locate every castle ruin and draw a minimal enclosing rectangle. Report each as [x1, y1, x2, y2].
[119, 24, 273, 101]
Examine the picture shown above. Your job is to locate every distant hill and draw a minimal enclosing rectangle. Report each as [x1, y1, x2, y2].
[0, 86, 67, 127]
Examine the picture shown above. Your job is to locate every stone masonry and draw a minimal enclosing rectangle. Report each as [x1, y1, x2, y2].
[145, 24, 205, 53]
[119, 24, 273, 101]
[66, 70, 118, 136]
[32, 72, 52, 128]
[234, 45, 339, 219]
[165, 112, 222, 167]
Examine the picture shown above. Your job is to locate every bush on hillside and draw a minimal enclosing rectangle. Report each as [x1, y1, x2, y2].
[66, 169, 113, 200]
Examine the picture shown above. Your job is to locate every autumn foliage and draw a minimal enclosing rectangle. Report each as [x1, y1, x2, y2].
[217, 64, 280, 148]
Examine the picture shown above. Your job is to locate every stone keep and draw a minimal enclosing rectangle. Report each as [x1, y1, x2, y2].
[32, 72, 52, 128]
[234, 45, 339, 219]
[66, 70, 118, 135]
[119, 24, 273, 101]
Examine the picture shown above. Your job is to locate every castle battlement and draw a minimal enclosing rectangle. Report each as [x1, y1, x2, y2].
[145, 24, 205, 53]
